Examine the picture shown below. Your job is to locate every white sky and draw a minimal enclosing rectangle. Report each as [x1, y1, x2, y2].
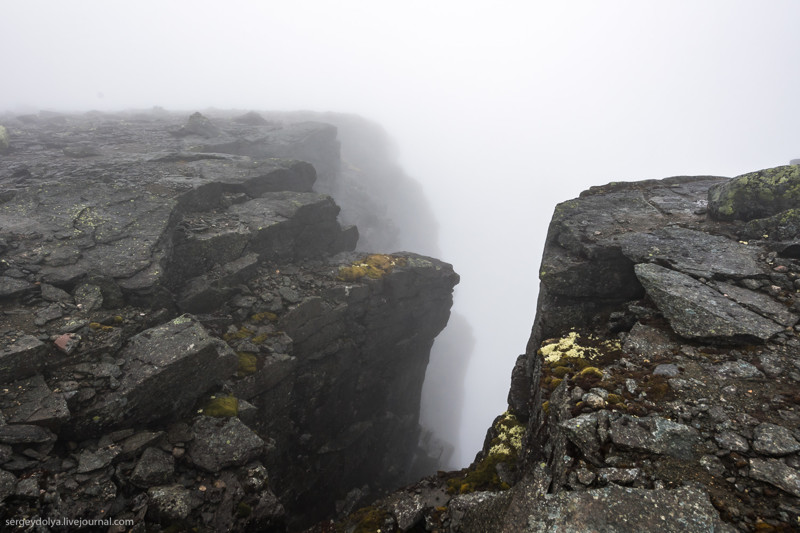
[3, 1, 799, 465]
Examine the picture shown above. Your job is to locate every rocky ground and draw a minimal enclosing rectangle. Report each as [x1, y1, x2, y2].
[0, 111, 458, 531]
[320, 167, 800, 532]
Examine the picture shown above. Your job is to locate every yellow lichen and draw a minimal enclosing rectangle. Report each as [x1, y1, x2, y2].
[539, 331, 621, 366]
[336, 254, 407, 282]
[250, 312, 277, 323]
[237, 352, 257, 376]
[201, 395, 238, 417]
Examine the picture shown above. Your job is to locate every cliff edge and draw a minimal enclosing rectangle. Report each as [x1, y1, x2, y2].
[0, 110, 458, 531]
[331, 167, 800, 532]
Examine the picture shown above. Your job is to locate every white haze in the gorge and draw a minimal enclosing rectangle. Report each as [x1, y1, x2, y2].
[2, 1, 799, 467]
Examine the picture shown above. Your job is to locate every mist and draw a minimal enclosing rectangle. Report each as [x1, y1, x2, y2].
[3, 1, 800, 468]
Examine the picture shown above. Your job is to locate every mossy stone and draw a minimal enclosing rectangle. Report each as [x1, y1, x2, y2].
[708, 165, 800, 221]
[202, 395, 239, 417]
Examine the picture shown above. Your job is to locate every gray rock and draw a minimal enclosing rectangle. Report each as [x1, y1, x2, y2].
[610, 414, 701, 460]
[561, 413, 603, 463]
[752, 423, 800, 456]
[0, 469, 17, 502]
[708, 165, 800, 221]
[597, 467, 639, 485]
[634, 263, 784, 343]
[79, 315, 237, 434]
[40, 283, 72, 303]
[714, 360, 764, 379]
[188, 416, 265, 472]
[0, 277, 34, 299]
[130, 447, 174, 488]
[76, 446, 120, 473]
[0, 424, 56, 444]
[73, 283, 103, 312]
[0, 375, 69, 431]
[619, 227, 761, 279]
[147, 484, 193, 521]
[713, 281, 797, 327]
[714, 431, 749, 453]
[749, 458, 800, 497]
[0, 335, 48, 383]
[758, 353, 784, 378]
[653, 364, 680, 377]
[522, 485, 732, 532]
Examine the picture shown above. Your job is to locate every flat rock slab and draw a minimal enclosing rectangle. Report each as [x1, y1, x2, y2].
[749, 458, 800, 497]
[80, 315, 237, 434]
[0, 375, 69, 431]
[619, 227, 762, 279]
[0, 335, 49, 383]
[609, 414, 701, 460]
[188, 416, 265, 472]
[523, 485, 733, 532]
[634, 263, 784, 343]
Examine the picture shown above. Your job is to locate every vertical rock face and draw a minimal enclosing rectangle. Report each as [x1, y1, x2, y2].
[334, 168, 800, 532]
[0, 111, 458, 530]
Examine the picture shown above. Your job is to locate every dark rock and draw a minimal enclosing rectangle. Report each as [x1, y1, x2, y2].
[130, 447, 174, 488]
[188, 416, 265, 472]
[147, 484, 193, 521]
[0, 469, 17, 502]
[78, 315, 237, 434]
[619, 227, 761, 279]
[73, 283, 103, 312]
[40, 283, 72, 303]
[749, 458, 800, 497]
[609, 414, 701, 460]
[714, 431, 749, 453]
[713, 360, 764, 379]
[622, 323, 678, 358]
[76, 446, 120, 473]
[0, 277, 34, 299]
[0, 335, 49, 383]
[0, 424, 56, 444]
[561, 412, 603, 464]
[742, 208, 800, 241]
[708, 165, 800, 221]
[713, 281, 798, 327]
[634, 263, 784, 343]
[653, 364, 680, 377]
[0, 375, 69, 431]
[752, 423, 800, 456]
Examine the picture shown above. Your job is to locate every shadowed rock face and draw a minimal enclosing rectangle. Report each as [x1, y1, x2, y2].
[0, 110, 458, 531]
[330, 167, 800, 532]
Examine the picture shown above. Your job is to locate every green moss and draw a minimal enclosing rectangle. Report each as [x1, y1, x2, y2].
[551, 366, 571, 378]
[88, 322, 102, 330]
[607, 393, 623, 404]
[223, 327, 254, 342]
[447, 411, 524, 494]
[579, 366, 604, 378]
[335, 506, 391, 533]
[250, 312, 277, 323]
[237, 352, 257, 376]
[236, 502, 252, 519]
[336, 254, 407, 282]
[201, 395, 238, 417]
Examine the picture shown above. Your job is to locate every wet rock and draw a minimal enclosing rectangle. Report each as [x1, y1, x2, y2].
[752, 423, 800, 456]
[610, 414, 701, 460]
[130, 447, 174, 488]
[188, 416, 265, 472]
[619, 227, 761, 279]
[0, 469, 17, 502]
[0, 277, 34, 299]
[79, 315, 237, 434]
[749, 458, 800, 497]
[0, 375, 69, 431]
[0, 424, 56, 444]
[708, 165, 800, 221]
[0, 335, 48, 383]
[634, 263, 784, 343]
[521, 485, 732, 532]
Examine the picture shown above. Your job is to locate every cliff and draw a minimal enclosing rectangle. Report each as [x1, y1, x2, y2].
[0, 110, 458, 530]
[329, 168, 800, 532]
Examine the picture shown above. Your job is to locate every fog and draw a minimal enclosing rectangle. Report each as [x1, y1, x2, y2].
[3, 1, 800, 468]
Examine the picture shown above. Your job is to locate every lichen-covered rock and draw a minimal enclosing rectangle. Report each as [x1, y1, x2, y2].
[708, 165, 800, 221]
[147, 484, 193, 521]
[634, 263, 784, 343]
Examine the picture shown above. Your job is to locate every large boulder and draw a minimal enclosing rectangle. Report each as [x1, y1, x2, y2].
[708, 165, 800, 221]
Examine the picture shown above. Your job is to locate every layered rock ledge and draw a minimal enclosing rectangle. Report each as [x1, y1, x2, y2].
[327, 167, 800, 532]
[0, 111, 458, 530]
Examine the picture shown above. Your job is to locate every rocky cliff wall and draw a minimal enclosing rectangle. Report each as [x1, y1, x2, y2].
[327, 167, 800, 532]
[0, 110, 458, 530]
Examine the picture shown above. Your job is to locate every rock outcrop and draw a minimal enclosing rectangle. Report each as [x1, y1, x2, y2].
[0, 110, 458, 530]
[327, 167, 800, 532]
